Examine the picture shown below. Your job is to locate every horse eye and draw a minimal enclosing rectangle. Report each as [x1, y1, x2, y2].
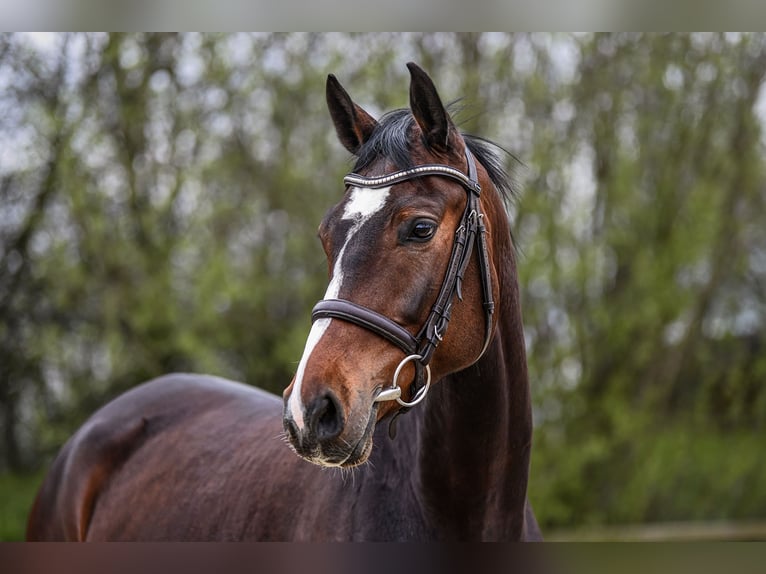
[409, 220, 437, 242]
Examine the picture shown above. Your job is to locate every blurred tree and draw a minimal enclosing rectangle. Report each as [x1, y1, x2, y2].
[515, 33, 766, 526]
[0, 33, 72, 470]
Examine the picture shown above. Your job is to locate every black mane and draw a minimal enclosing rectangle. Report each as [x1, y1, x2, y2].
[352, 107, 518, 206]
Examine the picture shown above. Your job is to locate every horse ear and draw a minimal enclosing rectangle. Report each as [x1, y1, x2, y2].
[326, 74, 378, 155]
[407, 62, 455, 153]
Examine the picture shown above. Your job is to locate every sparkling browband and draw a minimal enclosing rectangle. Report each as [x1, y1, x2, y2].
[344, 164, 481, 195]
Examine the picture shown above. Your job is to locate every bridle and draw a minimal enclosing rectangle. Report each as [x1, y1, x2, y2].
[311, 146, 495, 416]
[312, 147, 495, 410]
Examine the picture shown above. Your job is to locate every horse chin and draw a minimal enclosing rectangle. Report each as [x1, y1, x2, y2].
[304, 428, 373, 469]
[338, 433, 374, 468]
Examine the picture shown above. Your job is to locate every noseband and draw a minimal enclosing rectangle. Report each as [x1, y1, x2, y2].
[311, 147, 495, 414]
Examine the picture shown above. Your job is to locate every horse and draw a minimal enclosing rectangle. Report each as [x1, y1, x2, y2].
[26, 62, 541, 541]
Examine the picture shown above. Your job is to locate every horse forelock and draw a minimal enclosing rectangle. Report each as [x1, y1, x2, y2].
[352, 106, 519, 210]
[353, 109, 416, 172]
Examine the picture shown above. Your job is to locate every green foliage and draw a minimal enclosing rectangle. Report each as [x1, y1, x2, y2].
[1, 33, 766, 538]
[531, 420, 766, 528]
[0, 471, 44, 541]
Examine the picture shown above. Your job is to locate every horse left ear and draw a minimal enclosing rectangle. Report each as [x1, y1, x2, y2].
[326, 74, 378, 155]
[407, 62, 456, 153]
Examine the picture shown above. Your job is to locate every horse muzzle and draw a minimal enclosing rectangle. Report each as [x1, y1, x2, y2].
[282, 387, 376, 468]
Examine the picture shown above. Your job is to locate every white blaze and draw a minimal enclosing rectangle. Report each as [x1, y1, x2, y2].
[288, 186, 392, 429]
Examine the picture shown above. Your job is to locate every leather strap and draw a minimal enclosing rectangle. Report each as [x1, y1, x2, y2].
[312, 299, 418, 356]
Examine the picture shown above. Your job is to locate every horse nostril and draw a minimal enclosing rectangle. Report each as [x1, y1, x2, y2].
[310, 392, 344, 442]
[284, 417, 299, 444]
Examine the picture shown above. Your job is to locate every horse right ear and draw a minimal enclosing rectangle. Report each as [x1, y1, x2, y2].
[326, 74, 378, 155]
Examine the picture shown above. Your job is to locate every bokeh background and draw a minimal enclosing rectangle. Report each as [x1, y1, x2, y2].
[1, 32, 766, 540]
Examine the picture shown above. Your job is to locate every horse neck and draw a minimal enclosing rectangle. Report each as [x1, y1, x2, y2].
[415, 193, 533, 540]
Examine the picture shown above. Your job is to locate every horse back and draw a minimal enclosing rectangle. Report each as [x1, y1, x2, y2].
[26, 373, 283, 541]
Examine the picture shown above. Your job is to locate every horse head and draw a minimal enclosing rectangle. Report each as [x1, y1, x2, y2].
[282, 63, 502, 467]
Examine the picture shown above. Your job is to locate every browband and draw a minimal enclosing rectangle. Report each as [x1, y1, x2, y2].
[344, 164, 481, 195]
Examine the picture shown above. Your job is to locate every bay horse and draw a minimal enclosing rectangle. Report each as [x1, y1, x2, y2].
[27, 63, 541, 541]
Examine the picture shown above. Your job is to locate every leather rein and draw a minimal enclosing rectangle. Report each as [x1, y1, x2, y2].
[311, 146, 495, 418]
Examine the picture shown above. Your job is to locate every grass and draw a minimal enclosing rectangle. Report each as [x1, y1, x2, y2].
[0, 471, 45, 541]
